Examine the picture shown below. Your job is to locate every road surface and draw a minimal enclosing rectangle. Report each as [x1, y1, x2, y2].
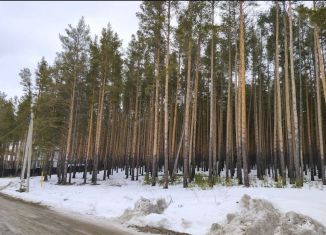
[0, 193, 136, 235]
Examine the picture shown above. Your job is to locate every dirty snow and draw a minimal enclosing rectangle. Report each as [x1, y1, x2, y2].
[209, 194, 326, 235]
[120, 197, 169, 222]
[0, 170, 325, 235]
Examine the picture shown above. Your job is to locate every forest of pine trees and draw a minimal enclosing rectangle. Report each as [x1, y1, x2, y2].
[0, 1, 326, 188]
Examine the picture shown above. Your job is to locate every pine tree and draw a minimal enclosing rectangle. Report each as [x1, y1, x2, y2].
[59, 17, 90, 184]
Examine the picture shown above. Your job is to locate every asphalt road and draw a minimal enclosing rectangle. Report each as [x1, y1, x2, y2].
[0, 193, 136, 235]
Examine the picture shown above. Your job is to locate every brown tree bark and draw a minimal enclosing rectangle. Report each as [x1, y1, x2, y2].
[208, 0, 216, 185]
[283, 3, 294, 183]
[288, 1, 302, 186]
[62, 63, 77, 184]
[152, 46, 160, 186]
[275, 1, 286, 184]
[314, 22, 326, 185]
[92, 66, 106, 184]
[163, 0, 171, 189]
[239, 0, 249, 187]
[183, 35, 192, 188]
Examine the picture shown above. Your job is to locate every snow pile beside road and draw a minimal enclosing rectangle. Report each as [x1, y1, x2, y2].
[120, 197, 168, 222]
[210, 194, 326, 235]
[279, 211, 326, 235]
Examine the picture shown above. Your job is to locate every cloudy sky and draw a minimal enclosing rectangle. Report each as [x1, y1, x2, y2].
[0, 1, 140, 100]
[0, 1, 313, 101]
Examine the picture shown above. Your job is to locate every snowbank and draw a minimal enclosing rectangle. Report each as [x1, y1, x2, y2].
[120, 197, 169, 222]
[0, 171, 325, 235]
[209, 194, 326, 235]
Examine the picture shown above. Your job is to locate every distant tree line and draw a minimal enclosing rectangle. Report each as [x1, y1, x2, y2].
[0, 1, 325, 188]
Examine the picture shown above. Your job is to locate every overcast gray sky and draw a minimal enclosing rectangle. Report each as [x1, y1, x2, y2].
[0, 1, 313, 101]
[0, 1, 140, 100]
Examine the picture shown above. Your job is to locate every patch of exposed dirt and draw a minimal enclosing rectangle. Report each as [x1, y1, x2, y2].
[130, 225, 190, 235]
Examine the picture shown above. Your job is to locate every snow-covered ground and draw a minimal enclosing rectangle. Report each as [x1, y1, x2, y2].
[0, 170, 325, 235]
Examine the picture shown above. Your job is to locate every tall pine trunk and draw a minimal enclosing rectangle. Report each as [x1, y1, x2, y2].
[314, 21, 326, 185]
[275, 1, 286, 184]
[283, 3, 294, 183]
[163, 0, 171, 189]
[92, 71, 106, 184]
[288, 1, 302, 186]
[62, 64, 77, 184]
[152, 46, 160, 186]
[208, 0, 216, 185]
[183, 36, 192, 188]
[225, 6, 233, 179]
[239, 0, 249, 187]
